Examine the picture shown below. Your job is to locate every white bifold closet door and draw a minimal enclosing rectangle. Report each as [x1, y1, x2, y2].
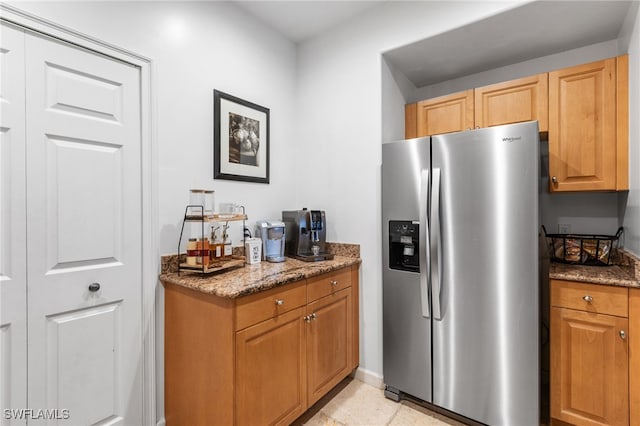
[0, 22, 28, 426]
[1, 22, 143, 426]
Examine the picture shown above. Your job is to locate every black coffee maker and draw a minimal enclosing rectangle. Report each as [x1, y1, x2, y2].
[282, 208, 334, 261]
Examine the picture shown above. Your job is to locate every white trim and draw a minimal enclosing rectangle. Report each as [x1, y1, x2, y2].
[354, 367, 385, 390]
[1, 4, 158, 425]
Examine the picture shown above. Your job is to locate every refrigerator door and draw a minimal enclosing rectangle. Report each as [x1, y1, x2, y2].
[382, 137, 432, 402]
[431, 122, 540, 425]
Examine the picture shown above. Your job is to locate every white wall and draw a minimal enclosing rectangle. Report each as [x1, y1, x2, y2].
[9, 1, 299, 254]
[7, 2, 298, 423]
[295, 0, 525, 380]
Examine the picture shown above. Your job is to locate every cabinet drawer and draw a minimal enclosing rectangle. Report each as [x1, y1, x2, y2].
[236, 280, 306, 331]
[551, 279, 628, 317]
[307, 268, 352, 303]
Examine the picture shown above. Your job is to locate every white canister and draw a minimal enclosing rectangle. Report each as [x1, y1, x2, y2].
[245, 238, 262, 264]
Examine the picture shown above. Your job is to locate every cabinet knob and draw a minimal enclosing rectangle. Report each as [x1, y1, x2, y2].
[88, 282, 101, 292]
[582, 295, 593, 303]
[551, 176, 558, 184]
[310, 313, 317, 321]
[330, 280, 338, 286]
[304, 315, 311, 322]
[275, 299, 284, 306]
[620, 330, 627, 340]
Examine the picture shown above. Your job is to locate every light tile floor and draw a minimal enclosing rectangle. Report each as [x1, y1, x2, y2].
[293, 378, 467, 426]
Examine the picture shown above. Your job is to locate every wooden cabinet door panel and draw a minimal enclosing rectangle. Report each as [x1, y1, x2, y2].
[236, 307, 307, 426]
[235, 280, 306, 331]
[551, 307, 629, 426]
[474, 73, 548, 131]
[551, 279, 628, 317]
[306, 287, 352, 406]
[548, 58, 616, 191]
[405, 102, 418, 139]
[416, 90, 474, 137]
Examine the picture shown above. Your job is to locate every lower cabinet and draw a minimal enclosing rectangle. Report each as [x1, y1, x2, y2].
[163, 265, 359, 426]
[551, 279, 629, 426]
[236, 307, 308, 426]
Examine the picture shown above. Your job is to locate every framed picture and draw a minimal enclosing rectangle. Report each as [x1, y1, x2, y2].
[214, 90, 270, 183]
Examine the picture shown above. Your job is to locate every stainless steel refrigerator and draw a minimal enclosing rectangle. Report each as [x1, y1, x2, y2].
[382, 121, 539, 425]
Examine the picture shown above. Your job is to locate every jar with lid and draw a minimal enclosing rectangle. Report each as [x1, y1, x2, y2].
[186, 238, 198, 266]
[203, 190, 215, 216]
[187, 189, 205, 217]
[196, 238, 210, 267]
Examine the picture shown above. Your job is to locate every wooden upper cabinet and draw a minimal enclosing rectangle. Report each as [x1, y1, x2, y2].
[474, 74, 548, 131]
[548, 56, 628, 192]
[415, 90, 474, 137]
[405, 102, 418, 139]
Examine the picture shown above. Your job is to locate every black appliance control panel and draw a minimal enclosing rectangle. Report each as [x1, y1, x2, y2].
[388, 220, 419, 273]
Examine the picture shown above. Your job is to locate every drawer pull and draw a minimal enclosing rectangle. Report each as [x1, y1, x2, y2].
[620, 330, 627, 340]
[330, 280, 338, 286]
[582, 295, 593, 303]
[275, 299, 284, 306]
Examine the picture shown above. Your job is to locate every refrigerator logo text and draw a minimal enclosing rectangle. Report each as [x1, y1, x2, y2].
[502, 136, 522, 143]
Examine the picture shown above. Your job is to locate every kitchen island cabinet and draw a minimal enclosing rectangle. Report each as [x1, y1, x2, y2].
[161, 258, 360, 426]
[548, 56, 628, 192]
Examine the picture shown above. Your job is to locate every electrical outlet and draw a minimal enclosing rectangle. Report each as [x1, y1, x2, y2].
[558, 223, 572, 234]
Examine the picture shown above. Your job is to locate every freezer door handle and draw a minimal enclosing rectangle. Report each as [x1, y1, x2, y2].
[430, 167, 442, 320]
[419, 169, 430, 318]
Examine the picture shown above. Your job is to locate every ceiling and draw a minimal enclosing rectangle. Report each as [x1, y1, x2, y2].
[383, 1, 636, 87]
[235, 1, 636, 89]
[234, 0, 385, 43]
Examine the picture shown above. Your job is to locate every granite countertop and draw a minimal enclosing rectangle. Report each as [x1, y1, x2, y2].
[549, 249, 640, 288]
[159, 242, 361, 299]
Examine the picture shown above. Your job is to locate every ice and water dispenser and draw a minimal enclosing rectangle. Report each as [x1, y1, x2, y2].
[388, 220, 420, 273]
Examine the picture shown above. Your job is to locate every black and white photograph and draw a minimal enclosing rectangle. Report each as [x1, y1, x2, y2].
[214, 90, 269, 183]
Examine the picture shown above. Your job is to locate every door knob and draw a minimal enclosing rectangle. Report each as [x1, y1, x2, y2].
[88, 282, 101, 292]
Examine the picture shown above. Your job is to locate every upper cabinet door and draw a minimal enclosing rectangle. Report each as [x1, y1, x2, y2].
[474, 74, 548, 131]
[405, 102, 418, 139]
[416, 90, 474, 137]
[548, 57, 619, 192]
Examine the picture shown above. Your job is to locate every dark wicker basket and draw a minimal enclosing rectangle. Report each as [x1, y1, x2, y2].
[542, 226, 623, 266]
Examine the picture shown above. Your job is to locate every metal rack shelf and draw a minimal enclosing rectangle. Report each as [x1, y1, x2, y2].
[177, 205, 247, 275]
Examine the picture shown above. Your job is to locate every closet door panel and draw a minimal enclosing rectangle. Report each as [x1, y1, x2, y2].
[0, 23, 27, 425]
[25, 32, 143, 425]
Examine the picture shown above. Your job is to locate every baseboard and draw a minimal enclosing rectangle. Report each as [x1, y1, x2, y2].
[353, 367, 385, 389]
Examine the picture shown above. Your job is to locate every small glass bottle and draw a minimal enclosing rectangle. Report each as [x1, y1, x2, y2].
[222, 224, 232, 258]
[209, 226, 222, 260]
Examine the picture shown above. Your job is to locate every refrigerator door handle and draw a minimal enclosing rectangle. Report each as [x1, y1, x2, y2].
[430, 167, 442, 320]
[419, 169, 430, 318]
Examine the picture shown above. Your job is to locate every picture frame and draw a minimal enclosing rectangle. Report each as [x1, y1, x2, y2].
[214, 90, 270, 183]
